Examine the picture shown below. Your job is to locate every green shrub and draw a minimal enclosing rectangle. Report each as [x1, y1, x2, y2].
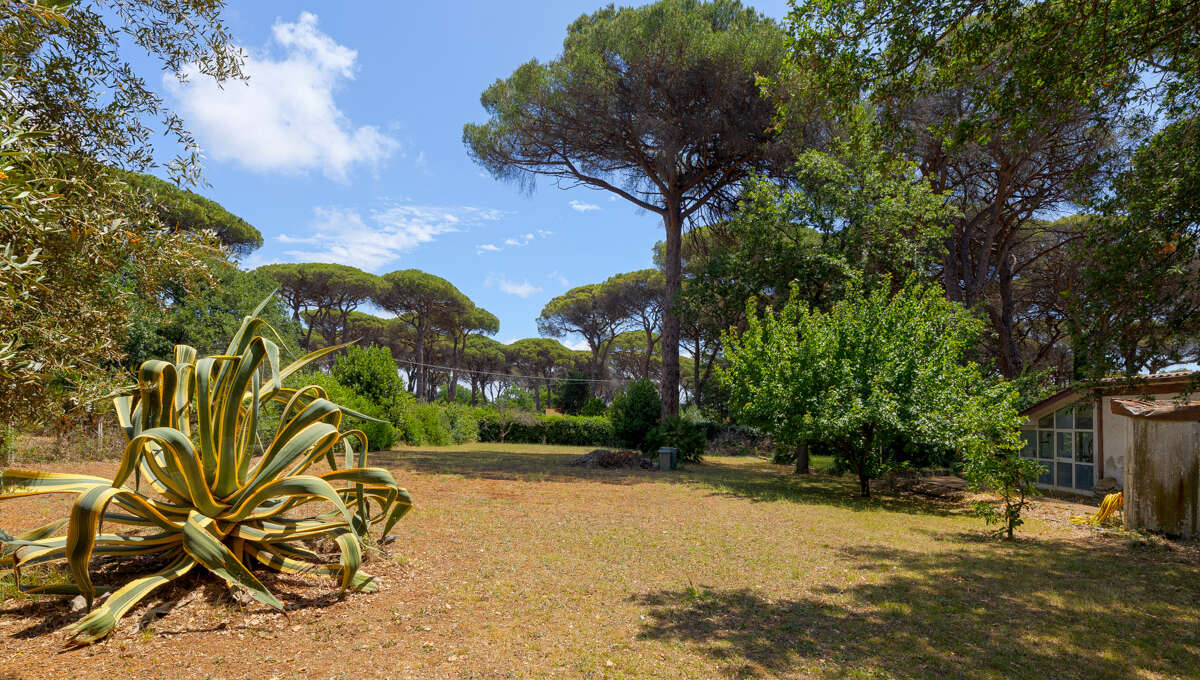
[609, 379, 661, 452]
[397, 401, 452, 446]
[650, 416, 706, 463]
[332, 345, 405, 411]
[443, 403, 480, 444]
[477, 411, 616, 447]
[287, 370, 397, 450]
[580, 397, 607, 417]
[556, 370, 589, 415]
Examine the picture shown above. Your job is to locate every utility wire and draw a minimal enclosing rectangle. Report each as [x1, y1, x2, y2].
[392, 357, 636, 384]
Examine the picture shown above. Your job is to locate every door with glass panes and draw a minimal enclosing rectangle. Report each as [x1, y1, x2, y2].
[1020, 403, 1095, 491]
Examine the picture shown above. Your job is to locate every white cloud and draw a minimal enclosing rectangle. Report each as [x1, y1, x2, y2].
[415, 150, 431, 175]
[548, 270, 569, 287]
[278, 203, 503, 271]
[486, 274, 542, 298]
[569, 200, 600, 213]
[563, 338, 590, 351]
[476, 230, 550, 254]
[166, 12, 398, 181]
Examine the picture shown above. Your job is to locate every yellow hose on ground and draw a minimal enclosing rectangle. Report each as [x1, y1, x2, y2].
[1071, 491, 1124, 525]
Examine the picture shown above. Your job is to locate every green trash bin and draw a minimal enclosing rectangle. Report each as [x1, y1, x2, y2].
[657, 446, 677, 471]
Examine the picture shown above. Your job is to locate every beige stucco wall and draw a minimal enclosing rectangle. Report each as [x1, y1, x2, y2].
[1124, 417, 1200, 537]
[1101, 393, 1182, 489]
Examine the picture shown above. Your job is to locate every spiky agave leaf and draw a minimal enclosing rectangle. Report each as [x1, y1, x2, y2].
[0, 296, 412, 644]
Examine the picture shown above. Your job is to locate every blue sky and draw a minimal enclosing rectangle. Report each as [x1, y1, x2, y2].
[145, 1, 793, 347]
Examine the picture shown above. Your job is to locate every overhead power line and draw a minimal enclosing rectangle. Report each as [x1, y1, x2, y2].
[391, 357, 635, 384]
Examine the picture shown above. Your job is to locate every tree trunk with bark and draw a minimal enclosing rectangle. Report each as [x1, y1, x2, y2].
[794, 442, 810, 475]
[661, 202, 683, 418]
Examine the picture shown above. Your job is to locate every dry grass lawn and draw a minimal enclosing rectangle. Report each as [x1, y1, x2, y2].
[2, 444, 1199, 679]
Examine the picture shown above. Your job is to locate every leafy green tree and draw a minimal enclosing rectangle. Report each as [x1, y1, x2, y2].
[608, 269, 665, 379]
[256, 263, 379, 350]
[609, 378, 662, 453]
[723, 277, 1023, 498]
[505, 338, 573, 413]
[333, 345, 407, 414]
[444, 304, 500, 401]
[1071, 117, 1200, 377]
[123, 261, 302, 366]
[122, 171, 262, 257]
[0, 1, 242, 435]
[375, 269, 470, 399]
[538, 282, 633, 392]
[465, 0, 796, 417]
[781, 0, 1137, 378]
[1, 0, 243, 185]
[462, 335, 508, 405]
[608, 331, 660, 382]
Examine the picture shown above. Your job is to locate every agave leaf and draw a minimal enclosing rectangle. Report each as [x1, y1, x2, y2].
[239, 417, 341, 502]
[0, 470, 113, 498]
[215, 337, 270, 497]
[69, 553, 195, 646]
[224, 475, 357, 528]
[0, 299, 412, 645]
[15, 532, 183, 569]
[277, 341, 357, 383]
[245, 543, 377, 592]
[120, 429, 227, 517]
[332, 529, 361, 590]
[181, 511, 282, 611]
[0, 518, 68, 563]
[65, 484, 124, 607]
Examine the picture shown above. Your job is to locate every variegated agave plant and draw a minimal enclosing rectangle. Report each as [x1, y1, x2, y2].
[0, 301, 412, 645]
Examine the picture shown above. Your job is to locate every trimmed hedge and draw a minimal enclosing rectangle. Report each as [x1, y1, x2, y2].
[477, 412, 616, 447]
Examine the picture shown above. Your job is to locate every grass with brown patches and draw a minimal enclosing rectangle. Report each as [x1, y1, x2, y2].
[1, 446, 1198, 679]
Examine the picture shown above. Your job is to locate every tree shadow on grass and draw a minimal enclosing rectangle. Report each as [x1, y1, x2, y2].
[632, 533, 1200, 679]
[377, 449, 962, 517]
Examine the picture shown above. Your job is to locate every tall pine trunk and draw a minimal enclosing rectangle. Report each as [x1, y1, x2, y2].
[661, 201, 682, 418]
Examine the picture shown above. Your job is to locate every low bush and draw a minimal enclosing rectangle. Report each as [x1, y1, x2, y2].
[332, 345, 406, 412]
[478, 411, 616, 447]
[580, 397, 607, 417]
[649, 416, 706, 463]
[556, 370, 589, 415]
[287, 370, 398, 450]
[609, 379, 661, 452]
[698, 422, 768, 456]
[397, 401, 452, 446]
[443, 403, 480, 444]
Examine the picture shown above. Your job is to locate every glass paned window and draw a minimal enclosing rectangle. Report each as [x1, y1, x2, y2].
[1055, 407, 1074, 429]
[1021, 432, 1035, 458]
[1057, 461, 1073, 488]
[1038, 414, 1054, 429]
[1038, 431, 1053, 459]
[1056, 431, 1073, 459]
[1076, 432, 1094, 463]
[1074, 464, 1094, 490]
[1074, 404, 1094, 430]
[1038, 462, 1053, 485]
